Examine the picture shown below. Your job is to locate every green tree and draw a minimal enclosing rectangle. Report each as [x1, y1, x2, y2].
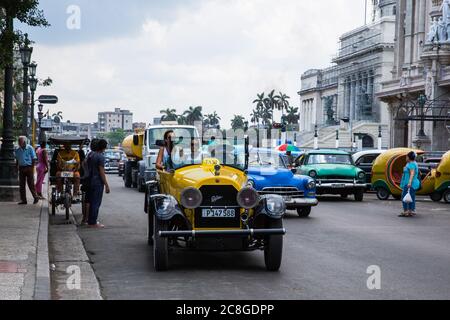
[105, 128, 127, 147]
[283, 106, 299, 125]
[177, 114, 187, 125]
[264, 90, 277, 122]
[275, 92, 290, 120]
[204, 111, 221, 128]
[183, 106, 203, 125]
[160, 108, 178, 121]
[230, 115, 245, 131]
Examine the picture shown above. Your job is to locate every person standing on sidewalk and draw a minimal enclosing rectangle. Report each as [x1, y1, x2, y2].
[87, 139, 110, 228]
[35, 141, 49, 199]
[15, 136, 39, 205]
[399, 151, 421, 217]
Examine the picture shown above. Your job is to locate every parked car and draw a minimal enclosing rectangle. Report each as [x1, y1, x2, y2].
[247, 148, 318, 217]
[146, 138, 286, 271]
[294, 149, 366, 201]
[104, 149, 126, 173]
[352, 150, 386, 189]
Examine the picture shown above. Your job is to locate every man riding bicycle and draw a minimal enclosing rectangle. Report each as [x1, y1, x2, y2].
[56, 142, 81, 200]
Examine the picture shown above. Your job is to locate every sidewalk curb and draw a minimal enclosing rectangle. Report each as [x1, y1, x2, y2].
[34, 198, 50, 300]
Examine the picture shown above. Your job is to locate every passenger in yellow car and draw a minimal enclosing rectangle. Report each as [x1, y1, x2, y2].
[56, 143, 81, 198]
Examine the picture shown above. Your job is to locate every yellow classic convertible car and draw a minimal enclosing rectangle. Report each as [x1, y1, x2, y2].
[145, 136, 286, 271]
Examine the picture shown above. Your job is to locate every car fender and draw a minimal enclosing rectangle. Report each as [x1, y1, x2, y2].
[149, 194, 185, 221]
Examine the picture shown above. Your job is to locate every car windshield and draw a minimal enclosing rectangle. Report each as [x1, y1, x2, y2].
[148, 127, 198, 149]
[104, 151, 123, 159]
[249, 151, 285, 168]
[170, 138, 246, 171]
[307, 154, 353, 165]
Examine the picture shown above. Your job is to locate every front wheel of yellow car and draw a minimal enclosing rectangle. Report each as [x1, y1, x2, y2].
[264, 219, 283, 272]
[153, 216, 169, 271]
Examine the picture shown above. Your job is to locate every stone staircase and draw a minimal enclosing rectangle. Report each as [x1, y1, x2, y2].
[298, 121, 390, 149]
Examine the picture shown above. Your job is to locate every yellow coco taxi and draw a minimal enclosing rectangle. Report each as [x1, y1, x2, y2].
[371, 148, 450, 203]
[145, 138, 286, 271]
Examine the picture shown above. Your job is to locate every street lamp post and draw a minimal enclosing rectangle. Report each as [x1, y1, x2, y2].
[29, 62, 38, 146]
[0, 13, 20, 201]
[417, 94, 427, 138]
[37, 104, 45, 143]
[20, 34, 33, 138]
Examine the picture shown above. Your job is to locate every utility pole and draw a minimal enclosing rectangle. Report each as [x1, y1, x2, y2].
[0, 11, 20, 201]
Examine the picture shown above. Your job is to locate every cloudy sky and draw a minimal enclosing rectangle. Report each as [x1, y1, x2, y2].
[20, 0, 369, 126]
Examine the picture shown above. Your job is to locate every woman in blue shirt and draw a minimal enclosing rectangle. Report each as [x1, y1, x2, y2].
[399, 151, 421, 217]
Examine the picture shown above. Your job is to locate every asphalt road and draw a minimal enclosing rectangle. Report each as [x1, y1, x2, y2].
[76, 175, 450, 300]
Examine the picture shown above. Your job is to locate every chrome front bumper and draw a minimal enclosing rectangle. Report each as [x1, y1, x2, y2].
[316, 182, 367, 188]
[158, 228, 286, 238]
[283, 197, 318, 207]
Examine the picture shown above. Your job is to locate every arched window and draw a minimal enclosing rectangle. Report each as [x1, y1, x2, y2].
[362, 135, 374, 148]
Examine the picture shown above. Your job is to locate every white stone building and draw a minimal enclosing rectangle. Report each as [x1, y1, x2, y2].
[298, 0, 396, 149]
[378, 0, 450, 151]
[98, 108, 133, 133]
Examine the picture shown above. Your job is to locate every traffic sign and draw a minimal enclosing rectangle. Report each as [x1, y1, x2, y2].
[38, 95, 58, 104]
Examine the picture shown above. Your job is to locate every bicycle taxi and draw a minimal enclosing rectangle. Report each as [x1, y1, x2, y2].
[48, 136, 90, 220]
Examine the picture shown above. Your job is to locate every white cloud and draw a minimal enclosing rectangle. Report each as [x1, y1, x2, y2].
[32, 0, 366, 126]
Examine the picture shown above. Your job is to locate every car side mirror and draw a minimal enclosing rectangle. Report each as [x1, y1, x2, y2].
[155, 140, 165, 147]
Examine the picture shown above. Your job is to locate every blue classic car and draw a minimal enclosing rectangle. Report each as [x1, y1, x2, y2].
[247, 148, 318, 217]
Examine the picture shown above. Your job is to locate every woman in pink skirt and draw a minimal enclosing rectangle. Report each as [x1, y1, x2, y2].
[35, 141, 49, 199]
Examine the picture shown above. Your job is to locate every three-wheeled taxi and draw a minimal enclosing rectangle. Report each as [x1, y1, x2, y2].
[371, 148, 450, 203]
[48, 136, 90, 220]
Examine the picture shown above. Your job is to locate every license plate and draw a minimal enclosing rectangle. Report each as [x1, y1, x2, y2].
[332, 184, 345, 188]
[61, 171, 74, 178]
[202, 208, 236, 218]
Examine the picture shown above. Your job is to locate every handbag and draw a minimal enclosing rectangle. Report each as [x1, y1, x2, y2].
[403, 189, 413, 203]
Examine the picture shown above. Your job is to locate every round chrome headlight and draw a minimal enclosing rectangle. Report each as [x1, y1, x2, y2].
[358, 172, 365, 180]
[309, 171, 317, 178]
[180, 187, 203, 209]
[237, 187, 259, 209]
[265, 195, 285, 216]
[307, 181, 316, 189]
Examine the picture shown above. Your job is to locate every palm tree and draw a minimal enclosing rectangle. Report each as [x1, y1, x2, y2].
[204, 112, 221, 128]
[253, 92, 266, 113]
[183, 106, 203, 125]
[177, 114, 188, 125]
[265, 90, 278, 122]
[160, 108, 178, 121]
[284, 106, 299, 125]
[275, 92, 290, 120]
[250, 109, 260, 126]
[52, 111, 63, 124]
[260, 104, 273, 127]
[231, 115, 245, 130]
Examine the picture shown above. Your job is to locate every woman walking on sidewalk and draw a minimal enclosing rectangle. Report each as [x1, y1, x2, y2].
[35, 141, 49, 199]
[87, 139, 110, 228]
[399, 151, 421, 217]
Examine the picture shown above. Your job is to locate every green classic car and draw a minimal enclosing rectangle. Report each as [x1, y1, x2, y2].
[295, 149, 366, 201]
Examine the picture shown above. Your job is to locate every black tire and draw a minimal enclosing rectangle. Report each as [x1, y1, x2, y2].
[51, 188, 56, 216]
[153, 216, 169, 271]
[354, 189, 364, 202]
[443, 190, 450, 204]
[430, 192, 443, 202]
[264, 219, 283, 272]
[376, 187, 390, 200]
[64, 193, 71, 220]
[124, 162, 132, 188]
[147, 211, 154, 246]
[297, 207, 311, 218]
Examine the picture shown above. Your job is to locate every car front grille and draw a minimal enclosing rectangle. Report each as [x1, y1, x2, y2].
[317, 176, 354, 184]
[194, 185, 241, 229]
[259, 187, 304, 197]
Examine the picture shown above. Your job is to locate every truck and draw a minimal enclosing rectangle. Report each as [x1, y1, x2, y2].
[122, 123, 199, 192]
